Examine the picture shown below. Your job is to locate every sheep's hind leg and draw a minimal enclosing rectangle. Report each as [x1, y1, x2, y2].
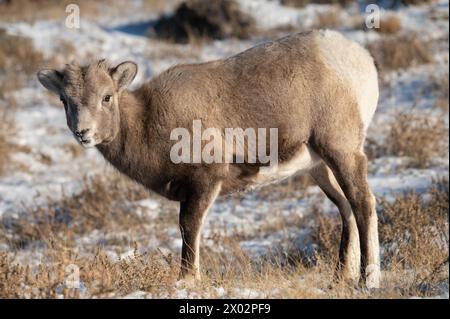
[321, 150, 380, 289]
[309, 162, 360, 285]
[178, 181, 222, 281]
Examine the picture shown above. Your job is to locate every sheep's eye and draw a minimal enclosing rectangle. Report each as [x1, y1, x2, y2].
[103, 95, 111, 103]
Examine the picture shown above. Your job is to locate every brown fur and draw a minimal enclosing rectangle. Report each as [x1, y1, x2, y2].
[37, 31, 380, 288]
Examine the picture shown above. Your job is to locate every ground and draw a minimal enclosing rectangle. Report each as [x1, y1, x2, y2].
[0, 0, 448, 298]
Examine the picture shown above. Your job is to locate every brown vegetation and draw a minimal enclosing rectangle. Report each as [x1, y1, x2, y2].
[378, 180, 449, 294]
[280, 0, 353, 8]
[0, 29, 44, 77]
[312, 179, 449, 297]
[0, 175, 447, 298]
[0, 175, 149, 249]
[311, 6, 344, 29]
[0, 29, 46, 175]
[367, 34, 434, 71]
[432, 73, 449, 112]
[150, 0, 256, 44]
[0, 0, 115, 23]
[0, 104, 16, 176]
[365, 110, 448, 168]
[376, 14, 402, 34]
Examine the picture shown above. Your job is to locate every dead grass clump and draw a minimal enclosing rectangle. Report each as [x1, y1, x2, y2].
[367, 34, 434, 71]
[2, 178, 447, 298]
[397, 0, 435, 6]
[150, 0, 256, 44]
[308, 179, 449, 297]
[0, 246, 180, 298]
[311, 6, 344, 29]
[1, 175, 150, 248]
[379, 179, 449, 296]
[433, 73, 449, 112]
[0, 29, 44, 76]
[281, 0, 353, 8]
[310, 212, 340, 263]
[376, 14, 402, 34]
[366, 110, 448, 168]
[0, 105, 16, 176]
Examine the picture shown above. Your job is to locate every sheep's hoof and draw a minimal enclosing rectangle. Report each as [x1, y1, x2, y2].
[365, 264, 381, 289]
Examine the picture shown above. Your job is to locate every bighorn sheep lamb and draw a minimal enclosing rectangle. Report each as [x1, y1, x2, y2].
[37, 30, 380, 288]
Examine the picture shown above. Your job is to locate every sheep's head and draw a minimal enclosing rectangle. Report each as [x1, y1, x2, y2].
[37, 60, 137, 148]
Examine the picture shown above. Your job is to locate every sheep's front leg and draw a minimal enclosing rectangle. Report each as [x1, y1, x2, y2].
[179, 181, 222, 281]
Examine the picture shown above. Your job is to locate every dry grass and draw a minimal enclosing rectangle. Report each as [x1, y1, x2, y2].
[1, 177, 447, 298]
[0, 29, 47, 176]
[0, 0, 118, 23]
[0, 103, 16, 176]
[397, 0, 436, 5]
[310, 6, 344, 29]
[0, 170, 448, 298]
[151, 0, 256, 44]
[378, 179, 449, 295]
[0, 175, 149, 248]
[0, 29, 44, 77]
[311, 178, 449, 297]
[367, 34, 434, 71]
[280, 0, 353, 8]
[432, 73, 449, 112]
[376, 14, 402, 34]
[365, 110, 448, 168]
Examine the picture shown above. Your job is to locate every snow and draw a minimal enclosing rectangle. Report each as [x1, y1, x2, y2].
[0, 0, 448, 298]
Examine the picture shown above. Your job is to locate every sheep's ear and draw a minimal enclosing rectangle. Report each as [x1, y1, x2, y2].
[37, 69, 64, 95]
[111, 61, 137, 91]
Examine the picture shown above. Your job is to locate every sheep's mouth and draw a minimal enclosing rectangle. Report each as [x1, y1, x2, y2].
[79, 139, 97, 148]
[74, 135, 97, 148]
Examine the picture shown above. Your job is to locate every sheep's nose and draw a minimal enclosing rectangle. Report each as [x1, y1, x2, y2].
[75, 129, 90, 137]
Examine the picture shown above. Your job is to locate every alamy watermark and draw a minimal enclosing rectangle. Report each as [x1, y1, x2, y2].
[170, 120, 279, 169]
[365, 4, 381, 30]
[65, 4, 80, 29]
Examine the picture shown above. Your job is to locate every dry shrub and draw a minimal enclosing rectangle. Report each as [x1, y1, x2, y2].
[0, 246, 180, 298]
[0, 104, 16, 176]
[0, 232, 335, 299]
[366, 110, 448, 168]
[1, 176, 447, 298]
[397, 0, 435, 4]
[81, 248, 179, 298]
[376, 14, 402, 34]
[367, 34, 434, 71]
[379, 179, 449, 295]
[150, 0, 256, 44]
[1, 175, 149, 248]
[310, 212, 340, 263]
[0, 30, 30, 175]
[433, 73, 449, 112]
[0, 29, 44, 76]
[309, 179, 449, 296]
[280, 0, 353, 8]
[256, 24, 301, 41]
[311, 6, 344, 29]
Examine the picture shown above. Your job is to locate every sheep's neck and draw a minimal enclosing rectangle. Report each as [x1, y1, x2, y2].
[96, 90, 151, 184]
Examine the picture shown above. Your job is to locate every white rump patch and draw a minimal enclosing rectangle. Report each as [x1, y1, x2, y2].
[316, 30, 379, 132]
